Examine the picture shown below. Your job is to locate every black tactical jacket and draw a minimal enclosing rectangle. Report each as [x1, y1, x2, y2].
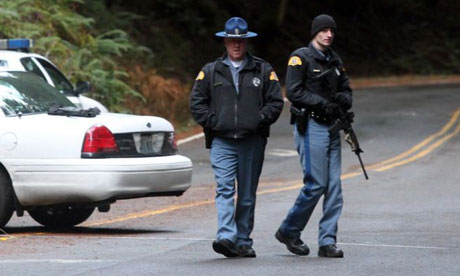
[190, 53, 283, 141]
[286, 43, 352, 114]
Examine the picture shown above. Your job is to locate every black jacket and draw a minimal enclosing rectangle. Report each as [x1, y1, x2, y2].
[190, 53, 283, 141]
[286, 43, 352, 114]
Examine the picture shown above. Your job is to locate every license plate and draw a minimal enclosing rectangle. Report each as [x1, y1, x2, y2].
[133, 133, 164, 154]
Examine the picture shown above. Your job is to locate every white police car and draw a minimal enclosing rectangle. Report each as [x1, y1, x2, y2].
[0, 38, 108, 112]
[0, 71, 192, 228]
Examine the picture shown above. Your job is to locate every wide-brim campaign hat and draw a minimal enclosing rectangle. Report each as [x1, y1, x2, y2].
[215, 17, 257, 38]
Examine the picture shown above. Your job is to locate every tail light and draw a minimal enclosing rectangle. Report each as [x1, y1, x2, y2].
[169, 132, 177, 151]
[81, 125, 119, 158]
[162, 132, 177, 154]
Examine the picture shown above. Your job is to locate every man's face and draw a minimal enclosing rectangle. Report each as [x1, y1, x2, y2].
[313, 28, 335, 49]
[224, 38, 247, 61]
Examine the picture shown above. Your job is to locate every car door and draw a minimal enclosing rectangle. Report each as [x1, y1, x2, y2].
[33, 57, 75, 94]
[20, 56, 108, 112]
[20, 56, 83, 107]
[19, 57, 49, 83]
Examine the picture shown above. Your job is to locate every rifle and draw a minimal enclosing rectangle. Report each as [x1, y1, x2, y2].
[329, 110, 369, 180]
[312, 67, 368, 179]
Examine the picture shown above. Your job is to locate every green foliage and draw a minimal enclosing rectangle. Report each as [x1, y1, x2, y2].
[0, 0, 143, 112]
[3, 0, 460, 129]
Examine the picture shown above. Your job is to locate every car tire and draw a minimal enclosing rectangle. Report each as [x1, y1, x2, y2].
[0, 170, 14, 228]
[28, 206, 94, 228]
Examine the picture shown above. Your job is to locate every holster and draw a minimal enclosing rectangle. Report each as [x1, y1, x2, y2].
[290, 106, 309, 135]
[204, 128, 214, 149]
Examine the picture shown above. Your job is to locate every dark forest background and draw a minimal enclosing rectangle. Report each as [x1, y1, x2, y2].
[103, 0, 460, 78]
[1, 0, 459, 128]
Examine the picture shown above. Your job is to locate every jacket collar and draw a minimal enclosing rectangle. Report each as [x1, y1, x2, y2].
[308, 42, 338, 63]
[215, 52, 257, 73]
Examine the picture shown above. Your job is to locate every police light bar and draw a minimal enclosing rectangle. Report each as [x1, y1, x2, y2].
[0, 39, 33, 51]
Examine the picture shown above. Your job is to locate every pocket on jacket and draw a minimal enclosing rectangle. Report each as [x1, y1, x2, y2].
[212, 84, 235, 132]
[237, 87, 261, 131]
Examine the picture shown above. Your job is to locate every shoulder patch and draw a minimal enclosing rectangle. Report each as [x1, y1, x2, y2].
[195, 71, 205, 80]
[269, 71, 279, 81]
[288, 56, 302, 66]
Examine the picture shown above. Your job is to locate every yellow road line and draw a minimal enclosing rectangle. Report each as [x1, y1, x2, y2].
[5, 107, 460, 237]
[0, 232, 48, 241]
[83, 200, 214, 227]
[342, 107, 460, 176]
[256, 170, 364, 196]
[375, 123, 460, 171]
[367, 108, 460, 169]
[86, 169, 367, 227]
[84, 169, 369, 227]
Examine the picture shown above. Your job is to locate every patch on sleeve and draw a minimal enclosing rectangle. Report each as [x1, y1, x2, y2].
[288, 56, 302, 66]
[195, 71, 205, 80]
[269, 71, 279, 81]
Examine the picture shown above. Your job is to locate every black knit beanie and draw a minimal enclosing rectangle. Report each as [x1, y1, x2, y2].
[311, 14, 336, 37]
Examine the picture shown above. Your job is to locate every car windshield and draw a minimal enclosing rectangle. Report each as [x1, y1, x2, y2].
[0, 71, 75, 116]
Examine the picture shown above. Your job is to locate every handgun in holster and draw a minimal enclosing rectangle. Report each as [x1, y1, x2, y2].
[203, 128, 214, 149]
[290, 106, 309, 135]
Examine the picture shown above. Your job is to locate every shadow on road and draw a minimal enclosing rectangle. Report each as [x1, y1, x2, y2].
[3, 226, 177, 236]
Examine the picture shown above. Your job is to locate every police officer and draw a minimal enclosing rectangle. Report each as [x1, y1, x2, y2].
[190, 17, 283, 258]
[275, 14, 352, 258]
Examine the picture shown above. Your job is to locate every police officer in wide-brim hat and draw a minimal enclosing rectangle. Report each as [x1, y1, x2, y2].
[190, 17, 283, 258]
[215, 17, 257, 65]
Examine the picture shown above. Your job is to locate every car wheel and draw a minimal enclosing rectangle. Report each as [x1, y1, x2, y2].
[0, 170, 14, 228]
[28, 206, 94, 228]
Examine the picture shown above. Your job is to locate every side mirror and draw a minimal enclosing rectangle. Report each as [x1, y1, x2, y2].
[75, 81, 92, 95]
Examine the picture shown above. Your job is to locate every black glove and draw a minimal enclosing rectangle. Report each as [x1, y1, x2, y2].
[323, 102, 340, 117]
[332, 92, 352, 110]
[259, 113, 269, 127]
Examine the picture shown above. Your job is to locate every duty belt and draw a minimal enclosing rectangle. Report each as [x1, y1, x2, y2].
[310, 111, 335, 124]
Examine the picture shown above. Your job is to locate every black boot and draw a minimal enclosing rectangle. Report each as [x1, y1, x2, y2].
[237, 245, 256, 258]
[275, 229, 310, 256]
[318, 244, 344, 258]
[212, 239, 239, 257]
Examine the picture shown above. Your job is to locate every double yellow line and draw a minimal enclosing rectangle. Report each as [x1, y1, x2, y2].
[2, 107, 460, 239]
[83, 107, 460, 227]
[368, 108, 460, 172]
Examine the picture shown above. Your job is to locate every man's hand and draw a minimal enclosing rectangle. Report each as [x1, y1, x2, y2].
[332, 92, 352, 110]
[259, 113, 269, 127]
[206, 114, 217, 129]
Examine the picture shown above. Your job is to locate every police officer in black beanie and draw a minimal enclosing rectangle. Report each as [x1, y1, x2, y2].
[275, 14, 352, 258]
[310, 14, 337, 38]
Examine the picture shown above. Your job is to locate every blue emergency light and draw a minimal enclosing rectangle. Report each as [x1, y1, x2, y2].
[0, 39, 33, 52]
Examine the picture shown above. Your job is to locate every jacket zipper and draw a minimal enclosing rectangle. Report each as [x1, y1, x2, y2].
[233, 72, 243, 138]
[234, 97, 238, 138]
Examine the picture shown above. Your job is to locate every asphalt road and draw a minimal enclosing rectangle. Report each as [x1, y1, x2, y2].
[1, 84, 460, 276]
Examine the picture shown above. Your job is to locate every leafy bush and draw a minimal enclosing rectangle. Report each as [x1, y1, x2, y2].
[125, 65, 193, 130]
[0, 0, 143, 112]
